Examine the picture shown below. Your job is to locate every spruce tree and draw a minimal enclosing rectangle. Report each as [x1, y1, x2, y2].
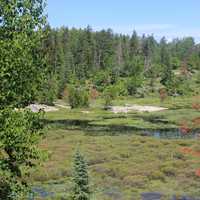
[71, 150, 90, 200]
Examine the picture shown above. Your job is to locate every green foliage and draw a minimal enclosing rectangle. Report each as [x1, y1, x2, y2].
[68, 86, 89, 109]
[71, 150, 90, 200]
[114, 80, 128, 96]
[171, 57, 181, 69]
[126, 76, 144, 96]
[0, 0, 46, 109]
[0, 1, 47, 198]
[103, 85, 118, 109]
[42, 26, 200, 98]
[36, 76, 58, 105]
[93, 71, 111, 92]
[0, 109, 44, 199]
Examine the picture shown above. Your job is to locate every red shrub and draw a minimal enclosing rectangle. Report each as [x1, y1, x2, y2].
[90, 88, 99, 100]
[159, 88, 167, 102]
[179, 121, 191, 135]
[192, 103, 200, 111]
[195, 169, 200, 177]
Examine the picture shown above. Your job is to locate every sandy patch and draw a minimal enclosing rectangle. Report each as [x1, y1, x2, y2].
[111, 104, 168, 113]
[81, 111, 90, 114]
[27, 104, 58, 112]
[54, 103, 70, 109]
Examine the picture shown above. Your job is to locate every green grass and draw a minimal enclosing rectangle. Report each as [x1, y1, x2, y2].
[30, 129, 200, 199]
[29, 96, 200, 199]
[46, 96, 200, 131]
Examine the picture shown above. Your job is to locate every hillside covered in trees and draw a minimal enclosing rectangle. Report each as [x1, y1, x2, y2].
[38, 26, 200, 104]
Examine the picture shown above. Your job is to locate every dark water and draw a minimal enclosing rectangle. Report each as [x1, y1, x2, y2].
[29, 188, 200, 200]
[141, 193, 200, 200]
[141, 129, 199, 139]
[28, 187, 54, 200]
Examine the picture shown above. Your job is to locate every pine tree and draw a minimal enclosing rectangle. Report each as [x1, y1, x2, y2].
[129, 30, 139, 58]
[160, 37, 174, 89]
[71, 150, 90, 200]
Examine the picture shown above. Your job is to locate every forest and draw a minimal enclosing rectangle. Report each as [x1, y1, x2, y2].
[38, 26, 200, 104]
[0, 0, 200, 200]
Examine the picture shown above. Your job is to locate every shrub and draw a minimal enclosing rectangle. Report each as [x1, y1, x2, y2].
[0, 172, 24, 200]
[89, 87, 99, 100]
[123, 175, 147, 187]
[114, 80, 128, 96]
[173, 152, 186, 160]
[103, 86, 117, 110]
[0, 109, 44, 199]
[68, 86, 89, 109]
[159, 88, 168, 102]
[160, 163, 176, 176]
[93, 71, 111, 92]
[149, 171, 165, 182]
[126, 76, 144, 96]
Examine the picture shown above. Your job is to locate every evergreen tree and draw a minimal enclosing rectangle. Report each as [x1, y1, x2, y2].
[129, 30, 139, 58]
[71, 150, 90, 200]
[160, 37, 174, 91]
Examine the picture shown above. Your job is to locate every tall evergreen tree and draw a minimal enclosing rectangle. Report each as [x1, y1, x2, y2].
[160, 37, 174, 88]
[129, 30, 139, 58]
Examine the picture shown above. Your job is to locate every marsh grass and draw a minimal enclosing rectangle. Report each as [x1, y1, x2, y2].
[29, 96, 200, 199]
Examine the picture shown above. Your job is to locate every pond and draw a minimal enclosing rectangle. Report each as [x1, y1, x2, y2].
[29, 188, 200, 200]
[141, 129, 200, 139]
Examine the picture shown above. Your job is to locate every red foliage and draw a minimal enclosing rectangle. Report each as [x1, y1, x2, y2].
[195, 169, 200, 177]
[180, 147, 193, 154]
[192, 117, 200, 126]
[90, 88, 99, 100]
[180, 64, 189, 77]
[159, 88, 167, 102]
[192, 103, 200, 111]
[62, 87, 69, 99]
[180, 147, 200, 157]
[179, 121, 191, 135]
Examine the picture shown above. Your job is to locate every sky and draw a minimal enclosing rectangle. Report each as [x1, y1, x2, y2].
[47, 0, 200, 42]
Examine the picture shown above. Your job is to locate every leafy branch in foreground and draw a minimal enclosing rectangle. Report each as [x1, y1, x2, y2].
[0, 109, 45, 199]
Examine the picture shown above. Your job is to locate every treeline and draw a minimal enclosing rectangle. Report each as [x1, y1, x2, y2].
[38, 25, 200, 104]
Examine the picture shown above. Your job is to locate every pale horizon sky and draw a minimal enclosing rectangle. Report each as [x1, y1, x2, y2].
[46, 0, 200, 42]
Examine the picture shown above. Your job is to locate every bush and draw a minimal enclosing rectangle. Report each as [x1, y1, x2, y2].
[149, 171, 165, 182]
[93, 71, 111, 92]
[0, 109, 44, 199]
[126, 76, 144, 96]
[68, 86, 89, 109]
[0, 172, 24, 200]
[114, 80, 128, 96]
[103, 86, 117, 110]
[160, 164, 176, 176]
[123, 175, 147, 187]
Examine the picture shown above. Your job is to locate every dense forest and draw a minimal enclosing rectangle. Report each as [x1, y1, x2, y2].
[38, 25, 200, 105]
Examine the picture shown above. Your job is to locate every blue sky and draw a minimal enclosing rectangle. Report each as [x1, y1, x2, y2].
[47, 0, 200, 42]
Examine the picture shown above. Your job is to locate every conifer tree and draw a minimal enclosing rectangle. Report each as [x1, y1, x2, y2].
[71, 150, 90, 200]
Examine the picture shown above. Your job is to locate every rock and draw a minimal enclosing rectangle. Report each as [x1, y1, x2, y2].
[26, 104, 58, 112]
